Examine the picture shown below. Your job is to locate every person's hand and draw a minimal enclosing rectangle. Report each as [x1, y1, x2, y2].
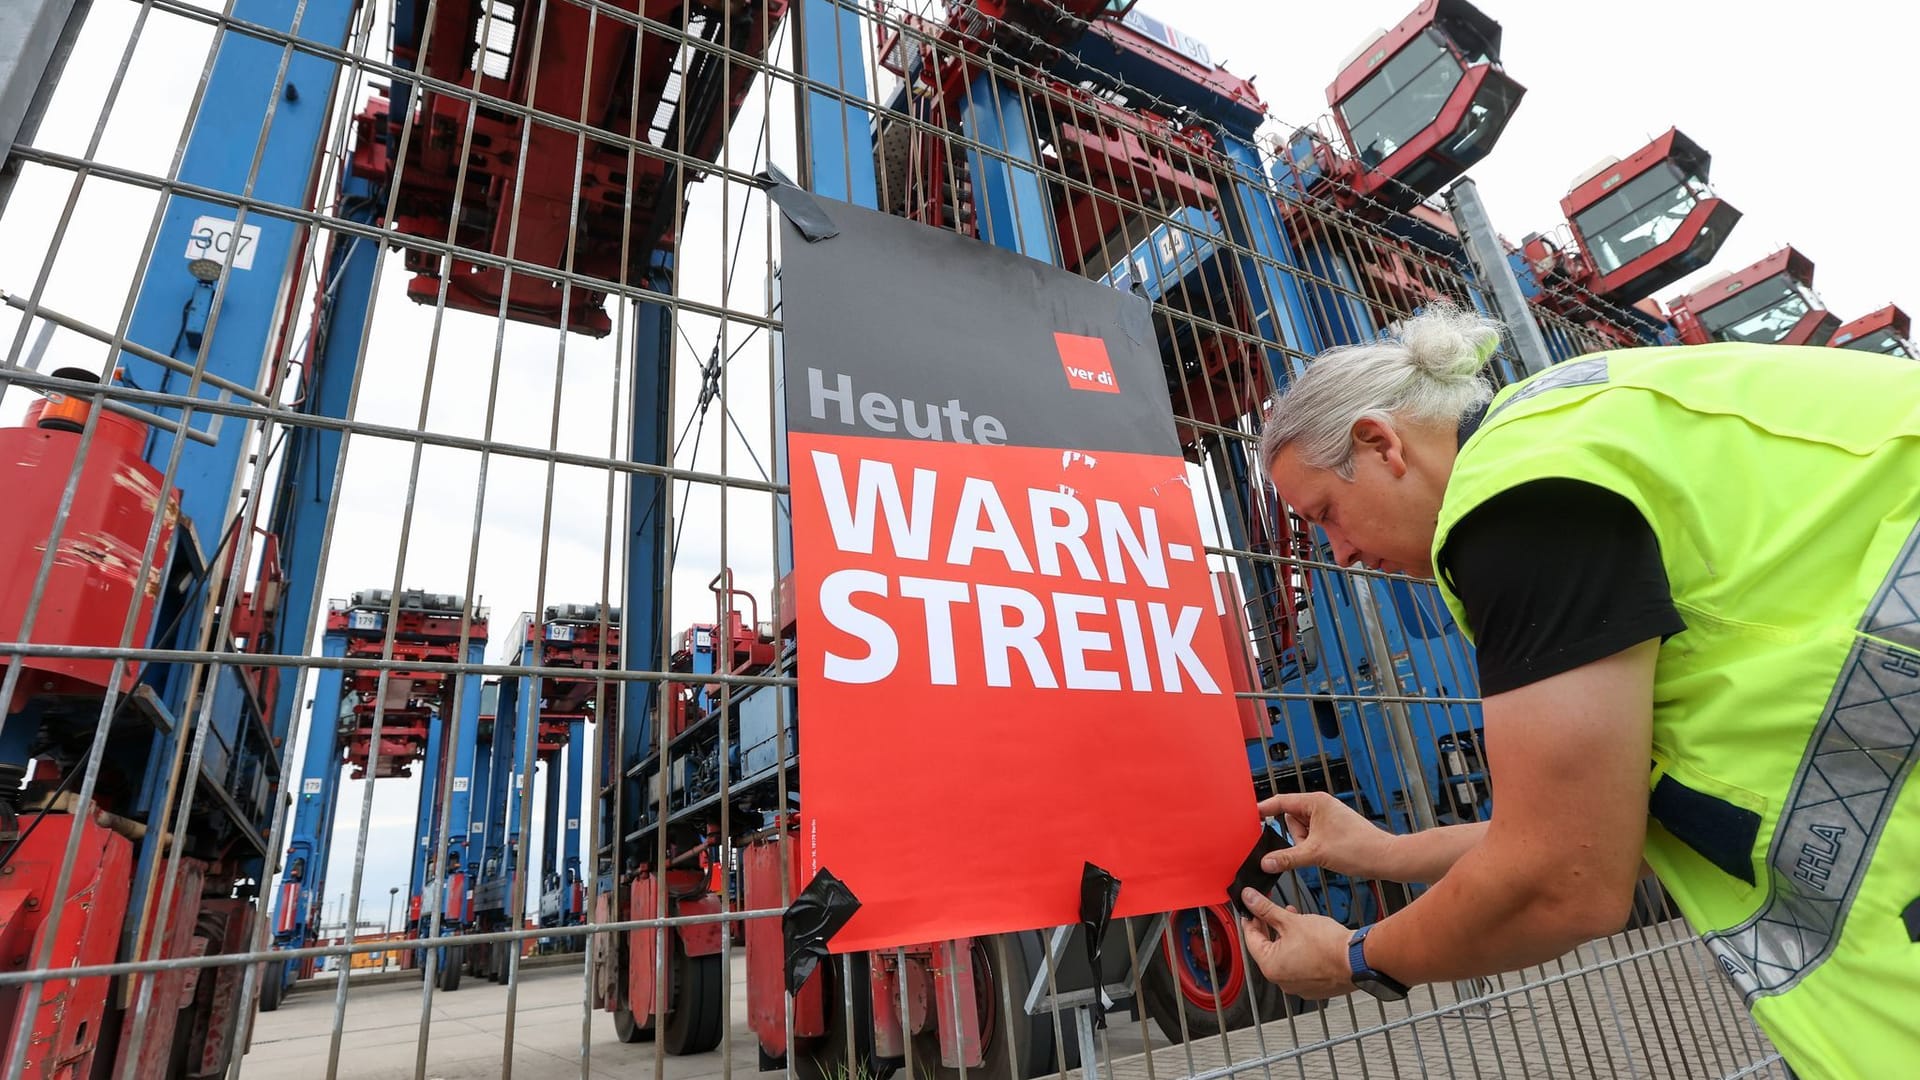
[1257, 792, 1396, 879]
[1237, 888, 1355, 1000]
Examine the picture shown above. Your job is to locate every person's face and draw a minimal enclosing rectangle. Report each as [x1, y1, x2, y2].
[1266, 417, 1449, 577]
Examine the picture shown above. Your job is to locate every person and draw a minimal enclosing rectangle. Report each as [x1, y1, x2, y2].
[1234, 302, 1919, 1079]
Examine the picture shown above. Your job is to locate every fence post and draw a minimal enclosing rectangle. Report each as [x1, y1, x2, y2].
[1447, 177, 1556, 377]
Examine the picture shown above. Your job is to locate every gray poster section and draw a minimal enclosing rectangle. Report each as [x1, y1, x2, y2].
[777, 195, 1178, 458]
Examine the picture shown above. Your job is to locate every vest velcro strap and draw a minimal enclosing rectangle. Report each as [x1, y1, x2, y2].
[1649, 774, 1760, 886]
[1903, 897, 1920, 943]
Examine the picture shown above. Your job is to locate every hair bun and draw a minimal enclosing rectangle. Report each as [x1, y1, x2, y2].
[1397, 301, 1503, 382]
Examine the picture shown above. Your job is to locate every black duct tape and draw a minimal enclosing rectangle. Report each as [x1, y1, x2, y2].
[760, 162, 840, 242]
[1227, 819, 1292, 921]
[784, 867, 860, 995]
[1079, 861, 1121, 1028]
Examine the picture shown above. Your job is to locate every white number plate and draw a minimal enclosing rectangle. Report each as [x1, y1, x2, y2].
[183, 215, 263, 271]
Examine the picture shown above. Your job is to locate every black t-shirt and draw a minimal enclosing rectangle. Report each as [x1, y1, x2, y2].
[1438, 476, 1687, 696]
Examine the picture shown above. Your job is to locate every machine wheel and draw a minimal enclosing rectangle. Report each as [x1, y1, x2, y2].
[794, 955, 880, 1080]
[661, 939, 724, 1055]
[259, 967, 283, 1013]
[1140, 905, 1302, 1043]
[926, 933, 1055, 1080]
[614, 1005, 656, 1043]
[491, 940, 511, 983]
[437, 952, 462, 992]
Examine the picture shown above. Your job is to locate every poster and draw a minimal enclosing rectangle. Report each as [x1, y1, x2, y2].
[780, 195, 1259, 952]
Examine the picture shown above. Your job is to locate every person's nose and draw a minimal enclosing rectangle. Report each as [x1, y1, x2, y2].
[1327, 531, 1359, 568]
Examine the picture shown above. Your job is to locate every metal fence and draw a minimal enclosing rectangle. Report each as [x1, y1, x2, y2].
[0, 0, 1787, 1077]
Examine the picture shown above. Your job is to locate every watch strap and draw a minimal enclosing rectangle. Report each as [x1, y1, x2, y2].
[1348, 924, 1410, 998]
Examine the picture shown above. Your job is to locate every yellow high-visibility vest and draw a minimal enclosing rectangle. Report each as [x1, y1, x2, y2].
[1431, 342, 1920, 1078]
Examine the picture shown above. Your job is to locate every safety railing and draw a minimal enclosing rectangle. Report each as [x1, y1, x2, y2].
[0, 0, 1786, 1078]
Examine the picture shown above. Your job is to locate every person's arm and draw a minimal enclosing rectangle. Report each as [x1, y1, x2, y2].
[1361, 638, 1655, 981]
[1378, 821, 1487, 884]
[1240, 640, 1656, 995]
[1258, 792, 1486, 885]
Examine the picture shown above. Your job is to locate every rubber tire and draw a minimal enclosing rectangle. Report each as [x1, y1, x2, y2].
[614, 1005, 656, 1043]
[661, 941, 725, 1055]
[437, 952, 462, 992]
[757, 1044, 786, 1072]
[930, 933, 1055, 1080]
[1140, 908, 1307, 1044]
[259, 967, 283, 1013]
[794, 955, 880, 1080]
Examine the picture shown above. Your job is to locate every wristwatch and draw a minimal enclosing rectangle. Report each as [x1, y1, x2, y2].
[1348, 925, 1409, 1002]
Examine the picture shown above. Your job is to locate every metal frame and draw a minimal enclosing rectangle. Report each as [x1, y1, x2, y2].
[0, 0, 1805, 1077]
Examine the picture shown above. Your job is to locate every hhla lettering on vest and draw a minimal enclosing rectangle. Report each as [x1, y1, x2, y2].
[806, 449, 1216, 694]
[808, 367, 1009, 445]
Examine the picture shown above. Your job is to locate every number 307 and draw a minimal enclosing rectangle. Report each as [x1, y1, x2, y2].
[183, 215, 262, 271]
[190, 227, 251, 259]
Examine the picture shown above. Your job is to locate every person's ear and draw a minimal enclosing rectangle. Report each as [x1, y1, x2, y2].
[1350, 416, 1408, 478]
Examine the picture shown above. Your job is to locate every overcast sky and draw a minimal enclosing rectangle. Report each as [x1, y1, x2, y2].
[1, 0, 1911, 932]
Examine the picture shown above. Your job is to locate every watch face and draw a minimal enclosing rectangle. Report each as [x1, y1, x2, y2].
[1354, 974, 1408, 1003]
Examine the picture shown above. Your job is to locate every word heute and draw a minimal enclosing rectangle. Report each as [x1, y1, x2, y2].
[809, 450, 1218, 695]
[809, 367, 1008, 444]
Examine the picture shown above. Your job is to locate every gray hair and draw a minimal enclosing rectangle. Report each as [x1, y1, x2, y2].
[1257, 301, 1502, 479]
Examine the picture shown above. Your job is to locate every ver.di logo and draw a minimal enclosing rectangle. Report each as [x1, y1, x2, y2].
[1054, 332, 1120, 394]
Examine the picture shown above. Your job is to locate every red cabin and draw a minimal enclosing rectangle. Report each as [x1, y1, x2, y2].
[1670, 246, 1839, 347]
[1560, 128, 1741, 304]
[1832, 305, 1915, 360]
[1327, 0, 1524, 208]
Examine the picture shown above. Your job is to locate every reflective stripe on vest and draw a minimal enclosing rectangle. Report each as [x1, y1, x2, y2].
[1483, 355, 1610, 420]
[1705, 524, 1920, 1002]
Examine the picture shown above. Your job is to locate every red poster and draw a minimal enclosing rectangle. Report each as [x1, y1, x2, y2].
[780, 201, 1259, 952]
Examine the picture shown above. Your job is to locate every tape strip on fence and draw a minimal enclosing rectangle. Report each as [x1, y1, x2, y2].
[1079, 861, 1122, 1026]
[783, 867, 860, 994]
[761, 163, 841, 242]
[1228, 820, 1292, 919]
